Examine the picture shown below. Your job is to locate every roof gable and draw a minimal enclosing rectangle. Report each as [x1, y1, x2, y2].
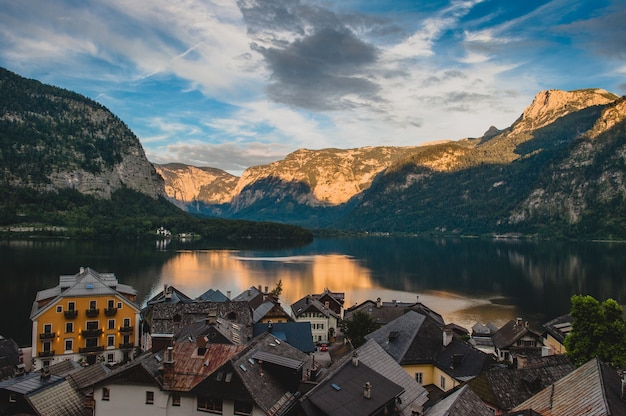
[306, 362, 404, 416]
[492, 320, 543, 349]
[365, 311, 427, 363]
[512, 358, 626, 415]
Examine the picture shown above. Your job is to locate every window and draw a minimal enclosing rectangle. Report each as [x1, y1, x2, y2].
[123, 334, 131, 345]
[117, 302, 122, 309]
[123, 318, 131, 327]
[56, 305, 62, 313]
[65, 339, 73, 352]
[108, 319, 115, 330]
[102, 387, 110, 401]
[234, 401, 253, 415]
[43, 323, 52, 334]
[108, 299, 115, 309]
[86, 321, 99, 330]
[89, 300, 97, 309]
[66, 322, 73, 333]
[107, 335, 115, 347]
[8, 393, 16, 403]
[146, 391, 154, 405]
[172, 393, 181, 407]
[67, 302, 75, 311]
[415, 372, 423, 384]
[42, 341, 51, 352]
[86, 337, 98, 348]
[440, 375, 446, 390]
[197, 396, 222, 413]
[107, 353, 114, 363]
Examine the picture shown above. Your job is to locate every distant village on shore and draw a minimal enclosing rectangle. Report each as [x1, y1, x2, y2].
[0, 267, 622, 415]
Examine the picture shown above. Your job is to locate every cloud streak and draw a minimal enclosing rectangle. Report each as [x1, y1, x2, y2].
[0, 0, 623, 175]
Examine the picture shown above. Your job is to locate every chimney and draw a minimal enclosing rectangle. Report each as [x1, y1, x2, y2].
[258, 285, 262, 292]
[443, 329, 453, 346]
[267, 320, 273, 333]
[79, 267, 85, 274]
[352, 351, 359, 367]
[164, 284, 172, 300]
[376, 298, 382, 308]
[196, 336, 208, 356]
[363, 381, 372, 399]
[40, 365, 51, 380]
[516, 317, 523, 327]
[162, 346, 175, 390]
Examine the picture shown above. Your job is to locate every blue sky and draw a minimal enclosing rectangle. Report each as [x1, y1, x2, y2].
[1, 0, 625, 175]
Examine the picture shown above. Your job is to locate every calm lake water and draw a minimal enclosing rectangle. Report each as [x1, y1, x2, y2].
[3, 236, 626, 346]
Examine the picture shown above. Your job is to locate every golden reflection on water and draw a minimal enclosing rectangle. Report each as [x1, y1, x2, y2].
[153, 250, 518, 330]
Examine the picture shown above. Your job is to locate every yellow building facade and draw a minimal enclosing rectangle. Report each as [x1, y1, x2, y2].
[30, 267, 140, 369]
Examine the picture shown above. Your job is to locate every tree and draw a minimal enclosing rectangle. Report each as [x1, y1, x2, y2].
[270, 280, 283, 298]
[343, 311, 380, 348]
[563, 294, 626, 368]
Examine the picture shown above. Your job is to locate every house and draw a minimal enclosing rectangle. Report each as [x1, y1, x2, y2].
[312, 288, 345, 317]
[148, 300, 253, 347]
[253, 322, 316, 353]
[491, 318, 545, 364]
[87, 339, 246, 415]
[253, 300, 293, 324]
[232, 286, 266, 310]
[365, 311, 494, 393]
[467, 354, 575, 414]
[0, 360, 90, 415]
[471, 321, 499, 352]
[30, 267, 141, 369]
[512, 357, 626, 415]
[344, 297, 445, 327]
[542, 314, 572, 355]
[193, 331, 310, 415]
[424, 385, 494, 416]
[291, 295, 340, 342]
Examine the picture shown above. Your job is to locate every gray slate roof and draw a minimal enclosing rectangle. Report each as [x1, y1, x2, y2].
[345, 299, 444, 327]
[425, 385, 493, 416]
[303, 361, 404, 416]
[467, 354, 575, 411]
[492, 319, 543, 350]
[512, 357, 626, 416]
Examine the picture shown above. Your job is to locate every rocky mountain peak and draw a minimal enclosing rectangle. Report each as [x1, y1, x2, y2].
[513, 89, 618, 133]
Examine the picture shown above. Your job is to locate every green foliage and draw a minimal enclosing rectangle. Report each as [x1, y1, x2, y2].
[343, 311, 381, 348]
[564, 295, 626, 368]
[270, 280, 283, 298]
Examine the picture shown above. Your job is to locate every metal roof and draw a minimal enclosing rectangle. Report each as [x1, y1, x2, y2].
[251, 350, 305, 371]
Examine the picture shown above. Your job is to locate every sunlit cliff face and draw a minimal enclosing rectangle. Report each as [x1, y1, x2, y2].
[150, 251, 380, 306]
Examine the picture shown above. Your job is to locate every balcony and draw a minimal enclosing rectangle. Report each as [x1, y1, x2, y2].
[119, 342, 134, 349]
[38, 350, 55, 357]
[39, 332, 56, 340]
[85, 308, 100, 317]
[119, 326, 133, 333]
[79, 346, 104, 354]
[64, 310, 78, 319]
[104, 307, 118, 316]
[80, 329, 103, 337]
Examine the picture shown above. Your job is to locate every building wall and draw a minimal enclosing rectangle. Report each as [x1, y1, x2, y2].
[295, 313, 338, 342]
[401, 364, 458, 392]
[94, 384, 265, 415]
[544, 334, 566, 355]
[32, 295, 139, 369]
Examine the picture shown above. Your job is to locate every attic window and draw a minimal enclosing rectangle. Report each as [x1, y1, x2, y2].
[240, 364, 247, 372]
[216, 372, 223, 381]
[8, 394, 16, 403]
[225, 372, 233, 383]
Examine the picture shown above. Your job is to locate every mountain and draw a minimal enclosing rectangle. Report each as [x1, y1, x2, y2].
[160, 88, 626, 239]
[0, 67, 163, 199]
[0, 67, 312, 242]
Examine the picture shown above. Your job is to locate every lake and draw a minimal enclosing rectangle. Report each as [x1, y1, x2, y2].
[2, 236, 626, 346]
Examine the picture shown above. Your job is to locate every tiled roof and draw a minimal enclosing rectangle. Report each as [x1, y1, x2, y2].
[512, 357, 626, 416]
[433, 339, 496, 381]
[197, 288, 230, 302]
[66, 362, 111, 390]
[27, 377, 90, 416]
[355, 340, 429, 415]
[425, 385, 493, 416]
[345, 300, 444, 327]
[31, 267, 139, 319]
[291, 296, 340, 319]
[253, 322, 316, 353]
[542, 314, 572, 344]
[304, 362, 404, 416]
[492, 319, 543, 350]
[467, 354, 575, 411]
[365, 311, 428, 363]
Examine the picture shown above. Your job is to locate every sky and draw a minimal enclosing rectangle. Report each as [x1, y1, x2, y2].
[1, 0, 625, 175]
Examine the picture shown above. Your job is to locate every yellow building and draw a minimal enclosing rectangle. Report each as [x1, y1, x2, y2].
[30, 267, 140, 369]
